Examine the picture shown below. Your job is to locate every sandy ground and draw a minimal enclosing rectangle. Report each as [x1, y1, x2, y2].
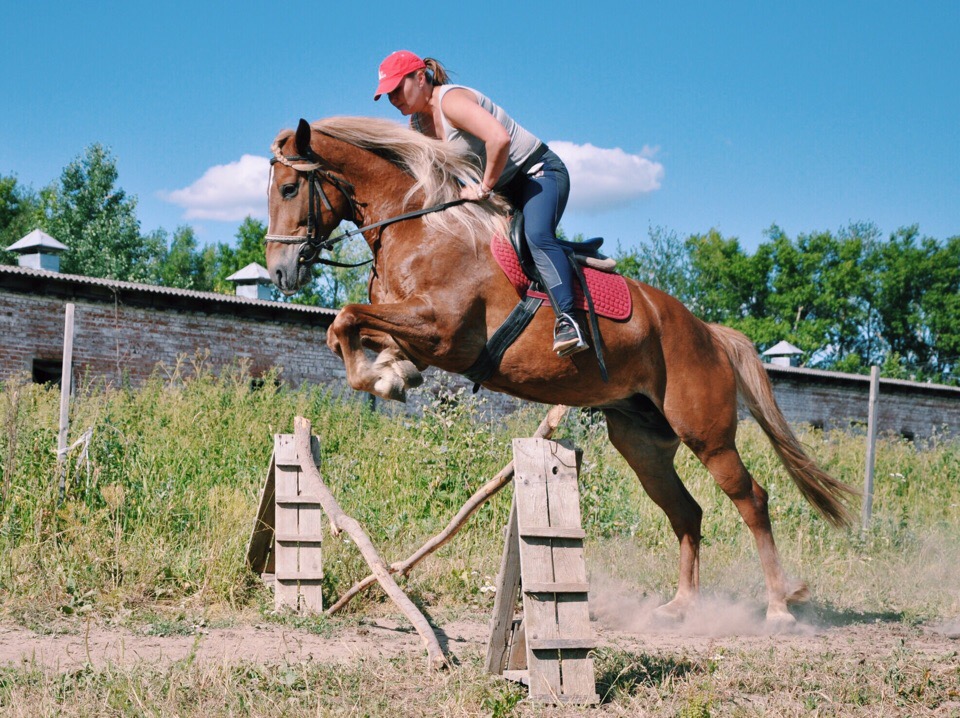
[1, 601, 957, 673]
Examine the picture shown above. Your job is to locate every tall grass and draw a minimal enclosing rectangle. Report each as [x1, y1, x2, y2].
[1, 362, 958, 625]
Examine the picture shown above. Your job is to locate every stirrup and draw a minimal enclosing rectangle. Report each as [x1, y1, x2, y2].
[553, 313, 588, 357]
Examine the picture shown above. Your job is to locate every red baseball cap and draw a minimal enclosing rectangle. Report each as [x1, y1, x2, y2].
[374, 50, 426, 100]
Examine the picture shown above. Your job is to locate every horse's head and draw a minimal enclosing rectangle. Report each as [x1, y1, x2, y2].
[265, 119, 356, 294]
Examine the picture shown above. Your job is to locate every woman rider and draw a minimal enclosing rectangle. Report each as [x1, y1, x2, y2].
[374, 50, 587, 357]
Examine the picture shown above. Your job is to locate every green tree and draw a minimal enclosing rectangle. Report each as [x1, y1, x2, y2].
[205, 216, 268, 292]
[0, 175, 41, 264]
[156, 225, 212, 290]
[614, 226, 693, 304]
[921, 235, 960, 382]
[685, 229, 768, 325]
[43, 144, 162, 281]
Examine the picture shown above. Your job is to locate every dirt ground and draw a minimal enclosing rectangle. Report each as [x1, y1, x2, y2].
[2, 601, 957, 673]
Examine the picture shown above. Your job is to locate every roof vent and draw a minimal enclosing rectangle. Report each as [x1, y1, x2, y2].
[6, 229, 69, 272]
[762, 340, 804, 367]
[226, 262, 274, 300]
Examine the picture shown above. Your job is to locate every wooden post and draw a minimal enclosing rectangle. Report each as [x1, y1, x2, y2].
[862, 365, 880, 530]
[274, 433, 324, 612]
[487, 438, 598, 704]
[57, 303, 75, 500]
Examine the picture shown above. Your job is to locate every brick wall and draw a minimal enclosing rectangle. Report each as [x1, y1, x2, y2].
[765, 365, 960, 440]
[0, 266, 523, 418]
[0, 290, 347, 389]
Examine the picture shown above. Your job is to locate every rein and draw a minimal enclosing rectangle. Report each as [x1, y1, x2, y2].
[264, 150, 468, 268]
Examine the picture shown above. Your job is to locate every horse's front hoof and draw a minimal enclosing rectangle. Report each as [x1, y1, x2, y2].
[394, 360, 424, 389]
[373, 376, 407, 402]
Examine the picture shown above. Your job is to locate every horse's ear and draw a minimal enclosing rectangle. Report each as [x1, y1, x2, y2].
[295, 119, 313, 158]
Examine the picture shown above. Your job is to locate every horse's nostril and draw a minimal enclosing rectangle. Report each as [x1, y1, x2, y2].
[275, 268, 284, 288]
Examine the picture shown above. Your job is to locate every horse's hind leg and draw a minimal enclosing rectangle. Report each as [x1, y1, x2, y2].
[687, 437, 806, 625]
[603, 408, 703, 620]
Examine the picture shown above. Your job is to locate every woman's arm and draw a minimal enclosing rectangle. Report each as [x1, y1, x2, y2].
[439, 88, 511, 197]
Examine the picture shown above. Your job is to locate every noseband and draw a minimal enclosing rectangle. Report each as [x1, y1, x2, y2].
[265, 141, 470, 269]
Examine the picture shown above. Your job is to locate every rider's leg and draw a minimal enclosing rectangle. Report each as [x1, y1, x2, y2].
[510, 152, 587, 356]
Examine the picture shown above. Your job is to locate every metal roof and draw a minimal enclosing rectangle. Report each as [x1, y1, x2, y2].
[0, 263, 338, 318]
[765, 361, 960, 396]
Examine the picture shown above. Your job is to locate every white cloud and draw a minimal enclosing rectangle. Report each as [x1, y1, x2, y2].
[548, 140, 664, 214]
[161, 141, 664, 222]
[161, 155, 270, 221]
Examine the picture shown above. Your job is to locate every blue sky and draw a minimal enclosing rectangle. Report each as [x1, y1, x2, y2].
[3, 2, 958, 253]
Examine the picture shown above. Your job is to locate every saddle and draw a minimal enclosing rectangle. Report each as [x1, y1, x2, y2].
[461, 213, 630, 389]
[495, 215, 631, 321]
[507, 213, 617, 278]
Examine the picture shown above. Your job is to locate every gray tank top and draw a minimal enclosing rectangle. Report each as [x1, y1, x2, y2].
[418, 84, 543, 189]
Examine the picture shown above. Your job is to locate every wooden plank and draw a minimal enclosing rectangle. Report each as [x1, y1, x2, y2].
[523, 582, 589, 594]
[272, 433, 324, 612]
[274, 436, 300, 609]
[245, 450, 276, 573]
[275, 495, 324, 505]
[528, 638, 595, 651]
[275, 433, 299, 466]
[519, 527, 586, 540]
[275, 534, 323, 543]
[297, 434, 323, 612]
[543, 439, 596, 703]
[506, 619, 526, 671]
[513, 437, 597, 704]
[501, 670, 529, 685]
[484, 497, 523, 674]
[275, 573, 325, 582]
[512, 438, 562, 701]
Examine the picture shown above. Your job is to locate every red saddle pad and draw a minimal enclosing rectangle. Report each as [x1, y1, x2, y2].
[490, 233, 632, 320]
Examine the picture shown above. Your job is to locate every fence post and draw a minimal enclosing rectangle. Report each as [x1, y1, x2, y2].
[57, 303, 75, 501]
[861, 365, 880, 530]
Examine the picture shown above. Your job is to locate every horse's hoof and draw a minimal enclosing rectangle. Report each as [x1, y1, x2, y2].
[785, 579, 811, 605]
[394, 360, 424, 388]
[653, 599, 690, 623]
[373, 376, 407, 402]
[765, 609, 797, 632]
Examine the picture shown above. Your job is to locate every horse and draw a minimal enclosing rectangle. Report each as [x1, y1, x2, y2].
[264, 116, 857, 626]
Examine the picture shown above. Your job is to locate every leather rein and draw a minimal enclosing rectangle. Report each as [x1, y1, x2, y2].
[264, 149, 468, 268]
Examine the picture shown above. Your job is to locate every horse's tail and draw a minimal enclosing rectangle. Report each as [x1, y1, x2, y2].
[709, 323, 858, 528]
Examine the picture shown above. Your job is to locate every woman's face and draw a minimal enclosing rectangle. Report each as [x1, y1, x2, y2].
[387, 71, 428, 115]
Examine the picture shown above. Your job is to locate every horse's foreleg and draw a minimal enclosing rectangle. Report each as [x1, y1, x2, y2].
[327, 302, 437, 401]
[603, 409, 703, 621]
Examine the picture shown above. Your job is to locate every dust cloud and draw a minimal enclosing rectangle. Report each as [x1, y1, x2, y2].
[588, 572, 817, 637]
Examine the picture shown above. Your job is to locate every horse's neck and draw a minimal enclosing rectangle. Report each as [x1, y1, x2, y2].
[319, 137, 415, 225]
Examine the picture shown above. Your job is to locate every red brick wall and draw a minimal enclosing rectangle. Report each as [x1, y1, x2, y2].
[0, 292, 344, 388]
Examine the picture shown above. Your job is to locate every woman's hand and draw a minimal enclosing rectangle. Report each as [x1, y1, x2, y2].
[460, 182, 492, 201]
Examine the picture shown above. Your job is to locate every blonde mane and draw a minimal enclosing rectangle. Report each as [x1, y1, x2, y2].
[305, 117, 510, 246]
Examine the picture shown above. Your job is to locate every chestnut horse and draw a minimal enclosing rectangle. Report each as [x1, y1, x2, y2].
[265, 117, 856, 625]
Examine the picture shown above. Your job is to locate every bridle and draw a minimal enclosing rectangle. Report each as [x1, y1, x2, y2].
[264, 142, 469, 268]
[264, 150, 363, 267]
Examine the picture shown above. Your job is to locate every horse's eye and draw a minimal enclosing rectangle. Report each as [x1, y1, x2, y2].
[280, 183, 299, 199]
